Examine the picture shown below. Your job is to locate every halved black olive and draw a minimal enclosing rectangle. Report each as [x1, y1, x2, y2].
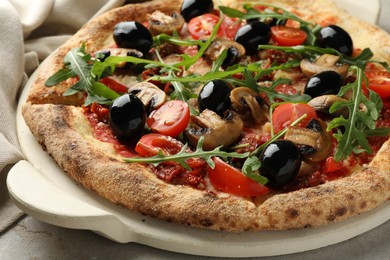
[304, 71, 343, 98]
[234, 21, 271, 55]
[180, 0, 214, 22]
[109, 94, 146, 140]
[259, 140, 302, 188]
[222, 46, 241, 69]
[113, 21, 153, 55]
[198, 80, 231, 116]
[315, 25, 353, 56]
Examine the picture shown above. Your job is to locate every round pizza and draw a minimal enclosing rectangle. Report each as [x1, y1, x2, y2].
[22, 0, 390, 232]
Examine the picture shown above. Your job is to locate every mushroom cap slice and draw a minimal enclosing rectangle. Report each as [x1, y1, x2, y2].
[186, 109, 243, 150]
[300, 54, 349, 78]
[308, 94, 349, 117]
[148, 10, 185, 35]
[128, 82, 167, 111]
[230, 87, 267, 126]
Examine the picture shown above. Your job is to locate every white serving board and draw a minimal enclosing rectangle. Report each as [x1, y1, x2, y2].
[7, 0, 388, 257]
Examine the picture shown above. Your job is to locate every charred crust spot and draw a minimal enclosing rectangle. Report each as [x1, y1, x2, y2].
[346, 194, 354, 201]
[335, 207, 347, 217]
[286, 208, 299, 219]
[200, 218, 214, 227]
[360, 201, 367, 209]
[327, 214, 336, 221]
[304, 224, 312, 228]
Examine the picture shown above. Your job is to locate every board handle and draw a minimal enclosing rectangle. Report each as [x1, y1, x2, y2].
[7, 160, 135, 243]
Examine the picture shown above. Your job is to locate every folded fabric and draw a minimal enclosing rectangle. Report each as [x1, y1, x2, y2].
[0, 0, 125, 233]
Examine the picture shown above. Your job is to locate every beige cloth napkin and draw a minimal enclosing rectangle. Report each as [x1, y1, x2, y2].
[0, 0, 127, 232]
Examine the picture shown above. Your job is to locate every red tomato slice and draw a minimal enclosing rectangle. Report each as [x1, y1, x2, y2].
[147, 100, 190, 138]
[188, 13, 220, 40]
[100, 77, 128, 93]
[272, 103, 317, 133]
[363, 70, 390, 99]
[271, 26, 307, 46]
[208, 157, 269, 197]
[135, 133, 183, 157]
[218, 16, 242, 40]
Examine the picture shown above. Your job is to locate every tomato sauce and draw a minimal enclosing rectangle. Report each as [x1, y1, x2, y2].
[83, 103, 136, 158]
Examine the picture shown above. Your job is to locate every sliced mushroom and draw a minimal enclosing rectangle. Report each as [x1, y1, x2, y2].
[128, 82, 167, 112]
[203, 37, 245, 69]
[230, 87, 267, 126]
[185, 109, 243, 150]
[284, 118, 332, 163]
[95, 48, 143, 68]
[308, 94, 349, 118]
[148, 11, 185, 35]
[300, 54, 349, 78]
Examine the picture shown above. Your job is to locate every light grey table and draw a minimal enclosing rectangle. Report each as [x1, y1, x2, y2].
[1, 1, 390, 259]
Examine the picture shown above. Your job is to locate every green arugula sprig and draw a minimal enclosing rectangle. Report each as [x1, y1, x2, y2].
[45, 44, 120, 105]
[219, 4, 321, 45]
[257, 45, 374, 66]
[45, 43, 182, 105]
[123, 137, 249, 170]
[328, 66, 390, 160]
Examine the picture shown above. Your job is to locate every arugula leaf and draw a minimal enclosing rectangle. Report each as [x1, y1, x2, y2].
[220, 4, 319, 45]
[327, 66, 385, 160]
[258, 45, 374, 66]
[45, 69, 76, 87]
[123, 137, 249, 170]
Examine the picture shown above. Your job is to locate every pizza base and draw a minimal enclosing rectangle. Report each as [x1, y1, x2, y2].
[22, 0, 390, 232]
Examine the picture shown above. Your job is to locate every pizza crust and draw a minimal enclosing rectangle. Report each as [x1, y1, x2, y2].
[22, 102, 390, 231]
[22, 0, 390, 232]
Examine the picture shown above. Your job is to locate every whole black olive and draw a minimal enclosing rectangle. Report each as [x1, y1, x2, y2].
[198, 80, 231, 116]
[234, 21, 271, 55]
[113, 21, 153, 54]
[315, 25, 353, 56]
[260, 140, 302, 188]
[180, 0, 214, 22]
[304, 71, 344, 98]
[109, 94, 147, 140]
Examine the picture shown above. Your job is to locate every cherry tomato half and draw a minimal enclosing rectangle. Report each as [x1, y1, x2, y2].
[147, 100, 190, 138]
[272, 103, 317, 133]
[188, 13, 220, 40]
[207, 157, 269, 197]
[135, 133, 183, 157]
[218, 16, 242, 40]
[271, 26, 307, 46]
[363, 70, 390, 99]
[100, 77, 128, 93]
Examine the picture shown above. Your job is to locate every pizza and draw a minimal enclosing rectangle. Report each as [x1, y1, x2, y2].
[22, 0, 390, 232]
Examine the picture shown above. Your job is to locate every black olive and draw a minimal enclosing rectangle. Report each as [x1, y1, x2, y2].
[306, 118, 322, 133]
[221, 46, 241, 70]
[94, 50, 111, 61]
[180, 0, 214, 22]
[299, 144, 316, 156]
[113, 21, 153, 54]
[315, 25, 353, 56]
[304, 71, 343, 98]
[109, 94, 146, 140]
[198, 80, 231, 116]
[234, 21, 271, 55]
[260, 140, 302, 188]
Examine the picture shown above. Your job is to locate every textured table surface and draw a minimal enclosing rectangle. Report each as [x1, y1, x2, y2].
[1, 1, 390, 259]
